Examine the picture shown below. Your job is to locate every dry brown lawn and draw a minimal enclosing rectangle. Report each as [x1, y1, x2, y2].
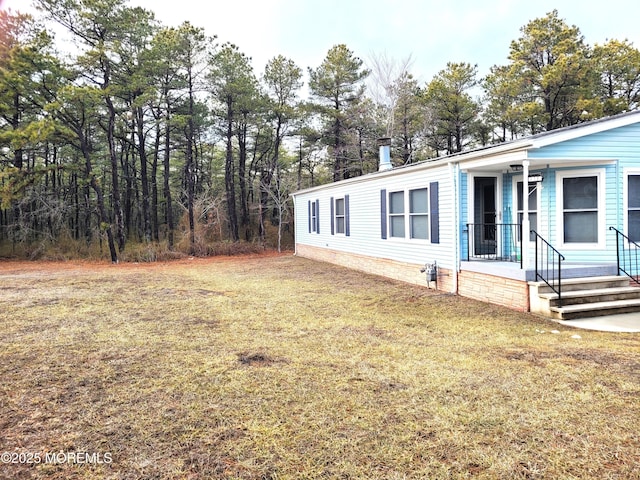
[0, 253, 638, 479]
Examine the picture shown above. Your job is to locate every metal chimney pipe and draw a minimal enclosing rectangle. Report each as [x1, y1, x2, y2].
[377, 137, 392, 171]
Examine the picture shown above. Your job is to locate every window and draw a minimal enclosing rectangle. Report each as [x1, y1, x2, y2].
[311, 201, 317, 232]
[563, 176, 598, 243]
[389, 191, 405, 238]
[517, 181, 538, 241]
[335, 198, 345, 234]
[330, 195, 350, 236]
[629, 175, 640, 242]
[409, 188, 429, 239]
[308, 199, 319, 234]
[380, 184, 439, 243]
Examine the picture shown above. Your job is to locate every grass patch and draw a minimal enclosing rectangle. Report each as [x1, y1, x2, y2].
[0, 254, 638, 479]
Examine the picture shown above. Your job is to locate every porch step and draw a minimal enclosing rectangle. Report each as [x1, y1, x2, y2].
[530, 275, 640, 320]
[550, 298, 640, 320]
[535, 275, 631, 293]
[539, 286, 640, 306]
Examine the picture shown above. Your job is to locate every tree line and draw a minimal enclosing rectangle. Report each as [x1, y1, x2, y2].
[1, 2, 639, 261]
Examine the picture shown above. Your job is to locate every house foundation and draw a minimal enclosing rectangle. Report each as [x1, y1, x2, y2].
[457, 269, 529, 311]
[295, 244, 454, 293]
[296, 244, 531, 311]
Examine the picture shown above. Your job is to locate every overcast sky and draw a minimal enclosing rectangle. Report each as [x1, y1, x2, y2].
[3, 0, 640, 85]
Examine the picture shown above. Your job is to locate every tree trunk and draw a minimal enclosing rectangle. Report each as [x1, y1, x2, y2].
[333, 117, 342, 182]
[186, 72, 197, 252]
[105, 94, 126, 252]
[151, 120, 160, 242]
[186, 124, 195, 252]
[259, 119, 282, 242]
[237, 117, 250, 241]
[72, 172, 79, 240]
[80, 135, 117, 263]
[225, 99, 239, 242]
[163, 104, 174, 250]
[83, 181, 92, 245]
[136, 106, 152, 242]
[122, 131, 134, 235]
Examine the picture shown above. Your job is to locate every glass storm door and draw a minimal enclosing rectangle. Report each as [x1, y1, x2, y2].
[473, 177, 497, 256]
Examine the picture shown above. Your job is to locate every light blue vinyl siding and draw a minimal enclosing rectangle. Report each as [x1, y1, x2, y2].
[502, 173, 518, 256]
[526, 123, 640, 263]
[496, 164, 619, 264]
[459, 172, 468, 260]
[529, 123, 640, 162]
[542, 167, 556, 244]
[502, 173, 513, 224]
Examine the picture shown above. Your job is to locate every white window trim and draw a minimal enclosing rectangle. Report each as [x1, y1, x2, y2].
[388, 190, 406, 239]
[624, 168, 640, 244]
[409, 187, 430, 241]
[556, 169, 606, 250]
[512, 175, 542, 241]
[387, 189, 431, 243]
[311, 201, 318, 233]
[466, 173, 503, 258]
[334, 197, 346, 235]
[467, 173, 503, 225]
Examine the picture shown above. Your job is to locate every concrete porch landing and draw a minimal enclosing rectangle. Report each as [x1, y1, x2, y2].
[557, 313, 640, 333]
[461, 261, 618, 282]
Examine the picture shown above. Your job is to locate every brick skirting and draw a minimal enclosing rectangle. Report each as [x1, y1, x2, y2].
[296, 244, 529, 311]
[296, 244, 454, 293]
[457, 269, 529, 311]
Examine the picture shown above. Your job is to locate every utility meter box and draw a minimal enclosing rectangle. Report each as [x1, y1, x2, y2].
[421, 262, 437, 282]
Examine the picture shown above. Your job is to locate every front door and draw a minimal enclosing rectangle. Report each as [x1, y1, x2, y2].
[473, 177, 497, 257]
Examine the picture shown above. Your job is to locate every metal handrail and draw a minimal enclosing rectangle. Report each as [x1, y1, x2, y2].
[531, 230, 565, 306]
[465, 223, 523, 267]
[609, 226, 640, 285]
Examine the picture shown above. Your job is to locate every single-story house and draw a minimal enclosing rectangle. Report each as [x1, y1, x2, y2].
[291, 110, 640, 320]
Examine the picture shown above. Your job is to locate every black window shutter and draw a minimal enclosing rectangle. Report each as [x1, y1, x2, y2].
[345, 194, 350, 236]
[330, 197, 335, 235]
[308, 200, 311, 233]
[315, 199, 320, 234]
[430, 182, 439, 244]
[380, 189, 387, 239]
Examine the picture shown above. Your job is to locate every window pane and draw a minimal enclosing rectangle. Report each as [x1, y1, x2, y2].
[528, 212, 538, 241]
[629, 211, 640, 242]
[390, 191, 404, 214]
[390, 216, 405, 237]
[410, 188, 428, 213]
[529, 185, 537, 210]
[517, 182, 538, 212]
[564, 212, 597, 242]
[564, 177, 597, 209]
[335, 198, 344, 216]
[629, 175, 640, 208]
[530, 212, 538, 235]
[336, 217, 345, 234]
[410, 215, 428, 239]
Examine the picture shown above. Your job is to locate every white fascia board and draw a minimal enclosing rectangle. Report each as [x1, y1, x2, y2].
[459, 149, 531, 171]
